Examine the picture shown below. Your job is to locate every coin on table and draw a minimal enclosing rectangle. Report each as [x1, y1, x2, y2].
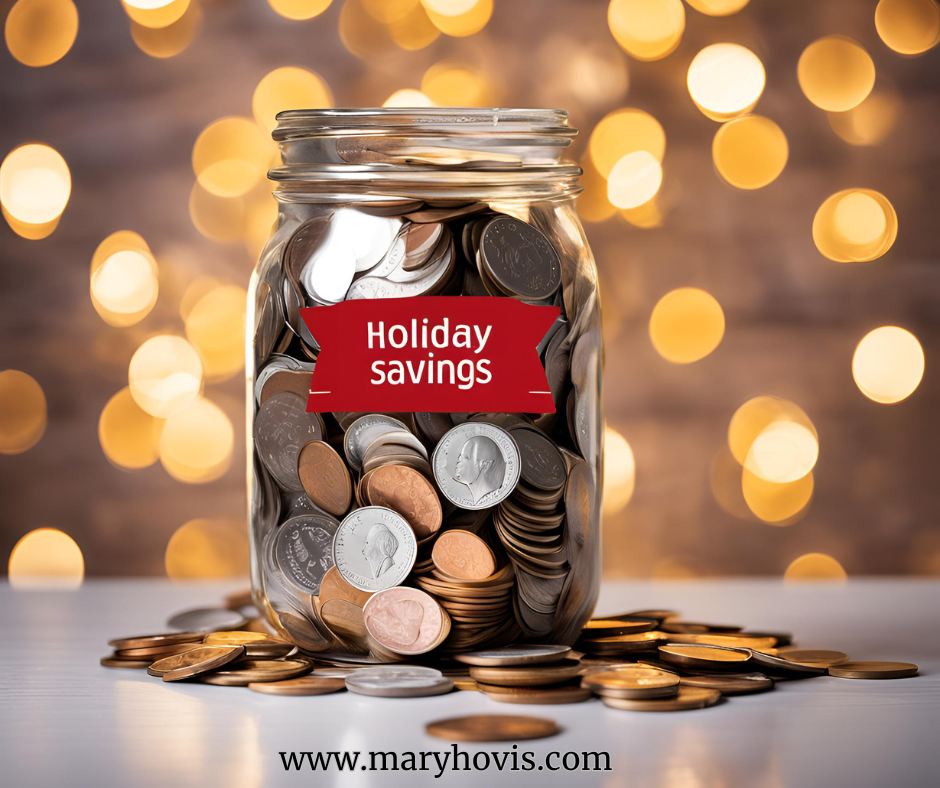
[747, 650, 827, 675]
[108, 632, 204, 650]
[581, 667, 680, 699]
[426, 714, 560, 742]
[453, 644, 572, 667]
[478, 683, 592, 705]
[275, 513, 340, 596]
[345, 666, 454, 698]
[581, 618, 658, 638]
[114, 643, 204, 658]
[432, 423, 521, 510]
[153, 645, 245, 681]
[344, 415, 410, 472]
[665, 633, 778, 652]
[100, 656, 153, 669]
[364, 464, 442, 539]
[362, 586, 447, 656]
[166, 607, 248, 633]
[333, 506, 417, 592]
[576, 632, 668, 654]
[601, 686, 721, 712]
[248, 676, 347, 696]
[777, 648, 849, 667]
[254, 392, 326, 491]
[469, 662, 583, 688]
[510, 427, 567, 491]
[431, 529, 496, 581]
[659, 644, 753, 671]
[679, 674, 774, 695]
[298, 441, 352, 517]
[203, 631, 294, 658]
[478, 216, 562, 301]
[828, 661, 919, 679]
[199, 659, 313, 686]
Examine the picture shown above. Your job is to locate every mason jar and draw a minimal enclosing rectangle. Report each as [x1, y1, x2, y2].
[246, 108, 602, 658]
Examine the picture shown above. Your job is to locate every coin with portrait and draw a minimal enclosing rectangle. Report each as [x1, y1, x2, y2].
[333, 506, 417, 592]
[432, 423, 520, 510]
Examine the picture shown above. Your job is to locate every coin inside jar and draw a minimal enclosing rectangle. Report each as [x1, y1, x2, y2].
[274, 513, 340, 596]
[298, 440, 352, 517]
[362, 586, 447, 655]
[478, 216, 562, 301]
[333, 506, 418, 592]
[254, 392, 326, 491]
[431, 529, 497, 581]
[363, 464, 442, 539]
[432, 423, 521, 510]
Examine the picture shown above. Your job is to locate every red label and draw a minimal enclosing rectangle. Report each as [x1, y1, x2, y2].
[301, 297, 560, 414]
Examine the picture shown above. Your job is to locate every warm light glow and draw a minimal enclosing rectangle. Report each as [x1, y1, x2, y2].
[603, 426, 636, 514]
[687, 43, 766, 121]
[180, 276, 220, 322]
[0, 369, 47, 455]
[130, 1, 202, 59]
[607, 151, 662, 209]
[4, 0, 78, 67]
[798, 36, 875, 112]
[339, 0, 395, 58]
[421, 62, 492, 106]
[166, 518, 249, 580]
[745, 420, 819, 484]
[99, 387, 163, 470]
[422, 0, 492, 37]
[621, 197, 665, 228]
[728, 396, 817, 467]
[185, 285, 247, 383]
[252, 67, 333, 134]
[189, 181, 246, 244]
[122, 0, 190, 30]
[192, 117, 273, 198]
[709, 445, 753, 520]
[684, 0, 749, 15]
[362, 0, 419, 23]
[128, 335, 204, 418]
[90, 236, 159, 327]
[852, 326, 925, 404]
[8, 528, 84, 590]
[784, 553, 847, 582]
[0, 143, 71, 229]
[875, 0, 940, 55]
[742, 469, 814, 524]
[421, 0, 477, 13]
[608, 0, 685, 61]
[589, 108, 666, 178]
[267, 0, 333, 20]
[813, 189, 898, 263]
[159, 397, 234, 483]
[712, 115, 788, 190]
[243, 188, 279, 260]
[577, 154, 617, 224]
[649, 288, 725, 364]
[387, 2, 440, 49]
[827, 92, 901, 147]
[383, 89, 436, 107]
[651, 556, 699, 580]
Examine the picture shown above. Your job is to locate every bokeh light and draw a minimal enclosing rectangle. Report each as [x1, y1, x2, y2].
[421, 62, 492, 106]
[875, 0, 940, 56]
[687, 43, 766, 121]
[812, 188, 898, 263]
[589, 108, 666, 178]
[728, 395, 817, 467]
[362, 0, 420, 22]
[709, 445, 753, 520]
[577, 154, 618, 224]
[387, 2, 440, 49]
[98, 388, 163, 470]
[712, 115, 788, 189]
[383, 89, 436, 107]
[189, 181, 244, 244]
[158, 396, 234, 483]
[0, 143, 71, 238]
[421, 0, 492, 37]
[607, 150, 662, 209]
[745, 420, 819, 484]
[128, 335, 204, 418]
[0, 369, 47, 455]
[649, 288, 725, 364]
[684, 0, 749, 15]
[252, 67, 333, 134]
[184, 285, 247, 383]
[130, 2, 202, 59]
[243, 187, 279, 260]
[784, 553, 847, 582]
[621, 196, 665, 228]
[852, 326, 925, 404]
[603, 426, 636, 514]
[743, 468, 814, 524]
[607, 0, 685, 61]
[121, 0, 190, 29]
[537, 38, 630, 110]
[90, 231, 159, 327]
[827, 91, 901, 147]
[4, 0, 78, 67]
[268, 0, 332, 19]
[180, 276, 221, 322]
[8, 528, 84, 589]
[165, 518, 249, 580]
[192, 117, 273, 198]
[798, 36, 876, 112]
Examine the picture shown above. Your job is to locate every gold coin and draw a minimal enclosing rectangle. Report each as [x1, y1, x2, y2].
[577, 631, 667, 653]
[426, 714, 560, 742]
[204, 631, 295, 657]
[114, 642, 202, 658]
[100, 656, 153, 669]
[828, 661, 918, 679]
[581, 667, 680, 699]
[478, 683, 592, 705]
[298, 440, 352, 517]
[602, 686, 721, 712]
[680, 674, 774, 695]
[154, 645, 245, 681]
[581, 618, 658, 637]
[777, 648, 849, 667]
[469, 662, 582, 687]
[199, 658, 312, 686]
[248, 676, 346, 696]
[659, 644, 752, 670]
[453, 679, 481, 691]
[107, 632, 204, 650]
[665, 633, 778, 651]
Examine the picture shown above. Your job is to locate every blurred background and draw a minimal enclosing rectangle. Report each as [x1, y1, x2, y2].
[1, 0, 938, 587]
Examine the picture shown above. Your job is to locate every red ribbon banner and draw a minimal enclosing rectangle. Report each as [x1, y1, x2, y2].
[301, 297, 560, 414]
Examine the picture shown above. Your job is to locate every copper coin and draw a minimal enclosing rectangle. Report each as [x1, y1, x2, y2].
[478, 684, 592, 705]
[248, 676, 346, 696]
[362, 587, 445, 656]
[431, 530, 496, 581]
[426, 714, 560, 742]
[107, 632, 204, 650]
[154, 645, 245, 682]
[100, 656, 153, 669]
[659, 644, 753, 671]
[581, 667, 681, 699]
[680, 674, 774, 695]
[777, 648, 849, 667]
[601, 686, 721, 712]
[114, 643, 202, 658]
[298, 441, 352, 517]
[199, 659, 313, 686]
[581, 618, 659, 637]
[317, 565, 374, 608]
[748, 650, 827, 675]
[828, 661, 919, 679]
[365, 465, 442, 539]
[469, 662, 582, 687]
[665, 633, 778, 652]
[320, 598, 367, 641]
[260, 370, 313, 405]
[204, 631, 294, 658]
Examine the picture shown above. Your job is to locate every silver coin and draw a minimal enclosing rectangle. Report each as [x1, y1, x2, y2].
[345, 666, 453, 698]
[510, 427, 567, 491]
[333, 506, 417, 592]
[343, 414, 410, 471]
[452, 644, 572, 667]
[274, 514, 340, 595]
[254, 392, 325, 491]
[479, 216, 561, 300]
[432, 423, 521, 510]
[166, 607, 248, 633]
[281, 490, 330, 520]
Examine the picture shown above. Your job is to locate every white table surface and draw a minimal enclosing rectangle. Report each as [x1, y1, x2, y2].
[2, 579, 938, 788]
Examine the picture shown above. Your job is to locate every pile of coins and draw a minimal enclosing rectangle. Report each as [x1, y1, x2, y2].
[251, 199, 603, 657]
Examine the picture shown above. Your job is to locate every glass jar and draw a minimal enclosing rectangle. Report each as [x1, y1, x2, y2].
[247, 109, 602, 658]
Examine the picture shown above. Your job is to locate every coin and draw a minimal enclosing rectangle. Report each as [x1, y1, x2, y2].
[659, 644, 753, 670]
[479, 216, 561, 300]
[478, 684, 592, 705]
[255, 392, 326, 491]
[345, 666, 454, 698]
[114, 643, 203, 658]
[601, 686, 721, 712]
[248, 676, 347, 696]
[425, 714, 560, 743]
[581, 618, 658, 638]
[100, 657, 153, 669]
[317, 565, 373, 609]
[828, 661, 918, 679]
[199, 659, 313, 686]
[203, 631, 294, 658]
[747, 650, 827, 675]
[679, 674, 774, 695]
[344, 414, 411, 472]
[274, 514, 340, 595]
[581, 667, 680, 699]
[153, 645, 245, 682]
[469, 662, 582, 687]
[108, 632, 204, 650]
[166, 608, 248, 633]
[431, 530, 497, 581]
[364, 464, 442, 539]
[510, 427, 567, 491]
[432, 423, 521, 510]
[453, 644, 572, 667]
[320, 598, 367, 641]
[298, 441, 352, 517]
[362, 586, 446, 655]
[333, 506, 418, 591]
[777, 648, 849, 667]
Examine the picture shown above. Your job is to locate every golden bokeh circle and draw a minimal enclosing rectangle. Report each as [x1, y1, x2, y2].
[728, 396, 817, 467]
[577, 154, 618, 224]
[383, 89, 436, 107]
[684, 0, 750, 15]
[875, 0, 940, 56]
[603, 426, 636, 515]
[192, 117, 273, 198]
[388, 3, 440, 49]
[166, 518, 249, 580]
[421, 62, 492, 106]
[122, 0, 190, 30]
[130, 1, 202, 59]
[812, 188, 898, 263]
[362, 0, 419, 23]
[189, 181, 246, 244]
[798, 35, 876, 112]
[8, 528, 84, 589]
[649, 288, 725, 364]
[185, 285, 248, 383]
[607, 150, 663, 209]
[745, 420, 819, 484]
[712, 115, 788, 189]
[0, 369, 47, 455]
[742, 469, 814, 524]
[90, 231, 159, 327]
[422, 0, 492, 37]
[687, 43, 766, 121]
[589, 108, 666, 179]
[159, 397, 234, 484]
[608, 0, 685, 62]
[827, 92, 901, 147]
[4, 0, 78, 67]
[128, 335, 204, 418]
[0, 143, 71, 226]
[252, 67, 333, 134]
[784, 553, 847, 582]
[267, 0, 333, 20]
[98, 387, 164, 470]
[852, 326, 925, 404]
